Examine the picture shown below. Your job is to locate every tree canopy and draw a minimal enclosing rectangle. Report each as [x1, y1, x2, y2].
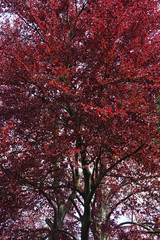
[0, 0, 160, 239]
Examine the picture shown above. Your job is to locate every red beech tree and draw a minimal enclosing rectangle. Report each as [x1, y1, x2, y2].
[0, 0, 160, 239]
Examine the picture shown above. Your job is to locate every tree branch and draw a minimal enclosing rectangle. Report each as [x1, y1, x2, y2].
[77, 1, 88, 19]
[69, 197, 82, 219]
[21, 179, 57, 213]
[90, 143, 146, 201]
[118, 221, 157, 232]
[106, 193, 133, 222]
[76, 194, 84, 206]
[53, 228, 78, 240]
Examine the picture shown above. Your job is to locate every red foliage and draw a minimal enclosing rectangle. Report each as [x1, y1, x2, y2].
[0, 0, 160, 239]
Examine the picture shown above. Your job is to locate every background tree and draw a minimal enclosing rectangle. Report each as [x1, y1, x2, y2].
[0, 0, 160, 239]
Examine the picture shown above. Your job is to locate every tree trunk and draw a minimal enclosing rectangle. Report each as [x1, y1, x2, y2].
[81, 168, 91, 240]
[81, 203, 91, 240]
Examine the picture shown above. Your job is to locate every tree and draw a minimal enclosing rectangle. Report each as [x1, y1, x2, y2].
[0, 0, 160, 239]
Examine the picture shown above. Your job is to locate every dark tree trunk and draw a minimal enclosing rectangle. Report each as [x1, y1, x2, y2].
[81, 159, 92, 240]
[81, 203, 91, 240]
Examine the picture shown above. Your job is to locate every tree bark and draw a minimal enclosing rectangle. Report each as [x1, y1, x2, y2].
[81, 202, 91, 240]
[81, 162, 92, 240]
